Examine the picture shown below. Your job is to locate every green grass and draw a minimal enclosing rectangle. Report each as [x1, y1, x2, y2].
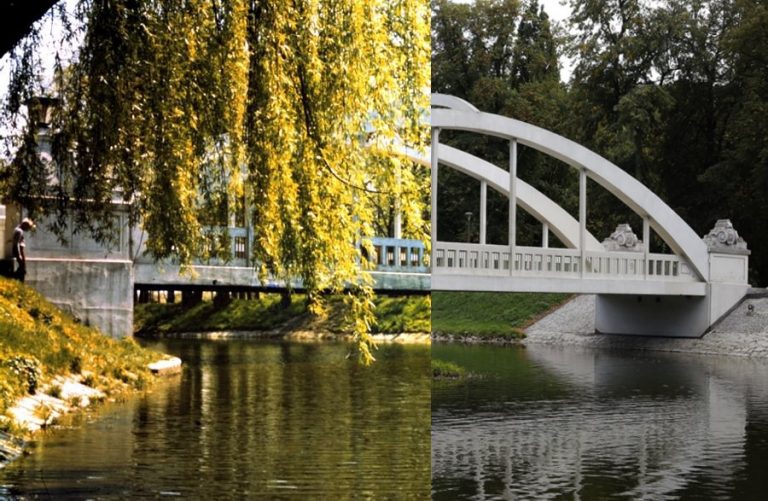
[134, 294, 307, 334]
[0, 277, 160, 429]
[370, 295, 430, 333]
[432, 359, 466, 379]
[431, 291, 572, 337]
[134, 293, 431, 335]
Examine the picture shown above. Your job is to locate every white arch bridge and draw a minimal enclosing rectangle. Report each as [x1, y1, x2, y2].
[430, 94, 750, 338]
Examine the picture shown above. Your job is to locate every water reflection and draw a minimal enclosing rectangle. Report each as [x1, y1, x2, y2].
[1, 340, 430, 498]
[433, 344, 768, 500]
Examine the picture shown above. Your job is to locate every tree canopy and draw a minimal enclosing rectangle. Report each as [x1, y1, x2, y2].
[2, 0, 430, 362]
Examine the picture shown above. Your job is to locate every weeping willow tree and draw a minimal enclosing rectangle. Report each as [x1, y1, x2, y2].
[1, 0, 430, 363]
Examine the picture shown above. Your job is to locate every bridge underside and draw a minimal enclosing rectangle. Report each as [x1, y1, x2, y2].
[434, 273, 747, 338]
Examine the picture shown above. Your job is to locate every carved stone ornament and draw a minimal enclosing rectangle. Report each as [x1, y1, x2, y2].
[602, 223, 643, 252]
[703, 219, 749, 254]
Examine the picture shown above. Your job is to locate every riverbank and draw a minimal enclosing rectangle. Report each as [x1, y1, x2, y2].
[433, 292, 768, 358]
[525, 294, 768, 357]
[0, 277, 177, 467]
[135, 293, 431, 343]
[431, 291, 572, 342]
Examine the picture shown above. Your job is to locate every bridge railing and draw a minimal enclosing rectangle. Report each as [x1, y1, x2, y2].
[134, 226, 428, 274]
[367, 236, 428, 273]
[433, 242, 697, 282]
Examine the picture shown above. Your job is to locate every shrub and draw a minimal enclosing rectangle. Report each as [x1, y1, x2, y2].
[5, 356, 41, 394]
[432, 359, 466, 379]
[48, 384, 62, 399]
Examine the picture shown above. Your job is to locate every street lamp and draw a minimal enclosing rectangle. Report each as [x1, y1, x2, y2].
[464, 211, 473, 243]
[24, 96, 61, 129]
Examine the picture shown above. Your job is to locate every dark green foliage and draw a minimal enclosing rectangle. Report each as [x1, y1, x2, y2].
[432, 359, 467, 379]
[433, 0, 575, 248]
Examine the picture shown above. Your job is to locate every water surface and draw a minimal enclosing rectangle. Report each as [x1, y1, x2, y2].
[432, 343, 768, 500]
[1, 339, 430, 498]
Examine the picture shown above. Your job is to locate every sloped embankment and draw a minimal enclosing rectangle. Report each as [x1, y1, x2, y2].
[0, 276, 173, 465]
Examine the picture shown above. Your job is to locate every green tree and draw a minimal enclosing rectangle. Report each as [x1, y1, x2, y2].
[432, 0, 572, 247]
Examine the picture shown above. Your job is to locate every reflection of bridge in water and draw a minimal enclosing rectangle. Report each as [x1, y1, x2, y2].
[430, 93, 751, 338]
[431, 346, 763, 499]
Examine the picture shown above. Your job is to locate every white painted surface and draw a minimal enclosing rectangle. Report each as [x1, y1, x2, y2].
[436, 145, 603, 250]
[26, 258, 133, 338]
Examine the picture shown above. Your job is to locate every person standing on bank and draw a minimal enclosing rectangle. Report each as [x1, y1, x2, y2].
[12, 218, 34, 282]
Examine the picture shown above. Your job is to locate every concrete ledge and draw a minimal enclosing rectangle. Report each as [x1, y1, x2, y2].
[432, 274, 707, 296]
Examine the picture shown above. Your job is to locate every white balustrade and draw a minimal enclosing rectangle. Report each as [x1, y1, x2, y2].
[433, 242, 697, 282]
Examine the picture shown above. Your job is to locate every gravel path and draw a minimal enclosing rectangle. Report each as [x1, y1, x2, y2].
[524, 294, 768, 358]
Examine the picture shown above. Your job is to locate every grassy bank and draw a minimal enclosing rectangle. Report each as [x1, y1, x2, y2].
[135, 293, 431, 336]
[431, 291, 572, 339]
[0, 277, 164, 438]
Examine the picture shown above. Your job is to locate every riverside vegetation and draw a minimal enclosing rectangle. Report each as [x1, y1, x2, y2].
[0, 277, 168, 461]
[135, 293, 431, 338]
[431, 291, 571, 340]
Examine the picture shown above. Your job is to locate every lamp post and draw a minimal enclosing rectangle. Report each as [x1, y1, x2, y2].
[464, 211, 473, 243]
[24, 96, 61, 129]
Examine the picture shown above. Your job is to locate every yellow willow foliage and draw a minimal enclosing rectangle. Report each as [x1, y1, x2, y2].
[4, 0, 428, 363]
[247, 0, 429, 362]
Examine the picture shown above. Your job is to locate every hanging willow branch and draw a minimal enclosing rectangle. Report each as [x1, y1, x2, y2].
[2, 0, 430, 363]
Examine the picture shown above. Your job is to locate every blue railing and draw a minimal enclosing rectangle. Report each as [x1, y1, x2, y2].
[190, 229, 428, 274]
[368, 237, 428, 273]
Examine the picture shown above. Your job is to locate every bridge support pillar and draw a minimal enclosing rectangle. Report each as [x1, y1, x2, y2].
[595, 294, 710, 337]
[596, 237, 750, 337]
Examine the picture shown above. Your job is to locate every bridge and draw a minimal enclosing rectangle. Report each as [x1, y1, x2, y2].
[3, 206, 427, 337]
[430, 93, 750, 338]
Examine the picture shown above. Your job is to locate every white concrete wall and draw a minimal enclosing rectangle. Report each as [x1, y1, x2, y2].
[24, 211, 131, 260]
[595, 294, 711, 337]
[26, 258, 133, 338]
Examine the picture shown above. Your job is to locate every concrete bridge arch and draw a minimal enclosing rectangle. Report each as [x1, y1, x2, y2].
[430, 93, 750, 338]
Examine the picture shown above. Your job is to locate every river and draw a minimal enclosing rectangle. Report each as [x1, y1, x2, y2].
[432, 343, 768, 500]
[0, 339, 430, 499]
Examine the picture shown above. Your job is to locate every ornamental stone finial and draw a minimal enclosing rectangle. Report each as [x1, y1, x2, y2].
[602, 223, 643, 252]
[703, 219, 749, 254]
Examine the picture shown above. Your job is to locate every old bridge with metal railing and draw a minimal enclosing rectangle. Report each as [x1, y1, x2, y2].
[430, 94, 751, 338]
[3, 104, 429, 337]
[131, 233, 429, 300]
